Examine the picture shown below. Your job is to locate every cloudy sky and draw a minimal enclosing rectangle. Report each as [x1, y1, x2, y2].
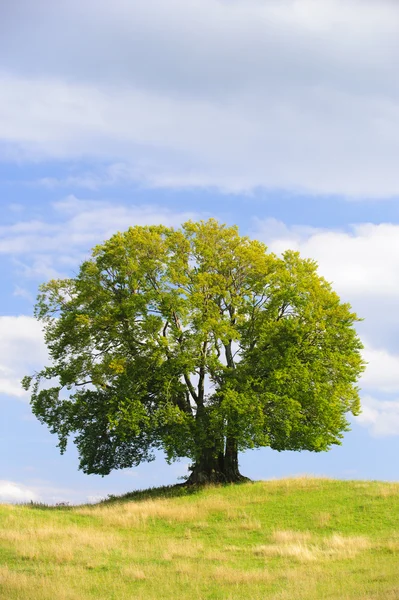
[1, 0, 399, 504]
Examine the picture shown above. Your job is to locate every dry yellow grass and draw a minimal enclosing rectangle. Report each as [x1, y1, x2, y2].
[76, 490, 238, 529]
[163, 539, 204, 560]
[272, 530, 313, 544]
[0, 565, 84, 600]
[372, 483, 399, 498]
[212, 565, 271, 585]
[325, 533, 371, 554]
[121, 565, 147, 580]
[0, 525, 119, 548]
[255, 542, 317, 561]
[204, 549, 228, 561]
[77, 498, 199, 526]
[0, 523, 122, 567]
[253, 531, 371, 562]
[262, 475, 333, 490]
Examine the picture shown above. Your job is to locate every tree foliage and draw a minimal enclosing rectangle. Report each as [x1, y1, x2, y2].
[23, 220, 365, 483]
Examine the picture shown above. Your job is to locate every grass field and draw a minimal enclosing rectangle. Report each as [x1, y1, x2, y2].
[1, 477, 399, 599]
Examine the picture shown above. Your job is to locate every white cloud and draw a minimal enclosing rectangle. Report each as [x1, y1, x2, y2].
[255, 219, 399, 299]
[1, 0, 399, 196]
[0, 481, 39, 503]
[13, 256, 65, 281]
[53, 198, 199, 243]
[0, 198, 200, 256]
[357, 397, 399, 437]
[361, 345, 399, 393]
[0, 316, 47, 398]
[0, 478, 101, 505]
[0, 198, 201, 279]
[35, 164, 135, 191]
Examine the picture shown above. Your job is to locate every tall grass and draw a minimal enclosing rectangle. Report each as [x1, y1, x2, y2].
[1, 477, 399, 599]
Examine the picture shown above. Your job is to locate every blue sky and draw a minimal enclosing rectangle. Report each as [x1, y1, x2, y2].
[1, 0, 399, 504]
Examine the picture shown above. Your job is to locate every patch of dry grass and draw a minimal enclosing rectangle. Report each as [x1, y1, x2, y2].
[212, 565, 271, 585]
[77, 498, 199, 526]
[0, 524, 122, 567]
[254, 531, 371, 562]
[76, 490, 239, 530]
[0, 565, 84, 600]
[121, 565, 147, 580]
[272, 530, 313, 544]
[163, 540, 204, 560]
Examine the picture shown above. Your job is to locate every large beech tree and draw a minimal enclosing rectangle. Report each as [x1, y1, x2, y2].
[23, 220, 364, 484]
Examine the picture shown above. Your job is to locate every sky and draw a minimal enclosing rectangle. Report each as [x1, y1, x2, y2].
[1, 0, 399, 504]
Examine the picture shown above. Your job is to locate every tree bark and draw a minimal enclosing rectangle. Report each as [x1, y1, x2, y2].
[185, 438, 249, 485]
[224, 436, 243, 481]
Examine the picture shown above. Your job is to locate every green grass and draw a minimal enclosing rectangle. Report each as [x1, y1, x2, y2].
[1, 477, 399, 599]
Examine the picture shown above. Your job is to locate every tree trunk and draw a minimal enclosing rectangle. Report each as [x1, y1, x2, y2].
[185, 438, 249, 485]
[224, 436, 243, 482]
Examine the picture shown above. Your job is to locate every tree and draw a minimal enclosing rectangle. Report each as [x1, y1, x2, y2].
[23, 219, 365, 484]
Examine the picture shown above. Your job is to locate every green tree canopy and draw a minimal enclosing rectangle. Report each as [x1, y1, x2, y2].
[23, 219, 365, 483]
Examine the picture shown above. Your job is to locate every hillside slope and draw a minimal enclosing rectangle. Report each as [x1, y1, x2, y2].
[1, 478, 399, 599]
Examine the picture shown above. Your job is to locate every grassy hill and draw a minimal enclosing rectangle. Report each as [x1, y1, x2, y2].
[1, 477, 399, 599]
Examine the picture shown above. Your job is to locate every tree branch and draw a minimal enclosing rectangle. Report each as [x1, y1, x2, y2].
[224, 341, 235, 369]
[184, 373, 199, 404]
[198, 339, 208, 405]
